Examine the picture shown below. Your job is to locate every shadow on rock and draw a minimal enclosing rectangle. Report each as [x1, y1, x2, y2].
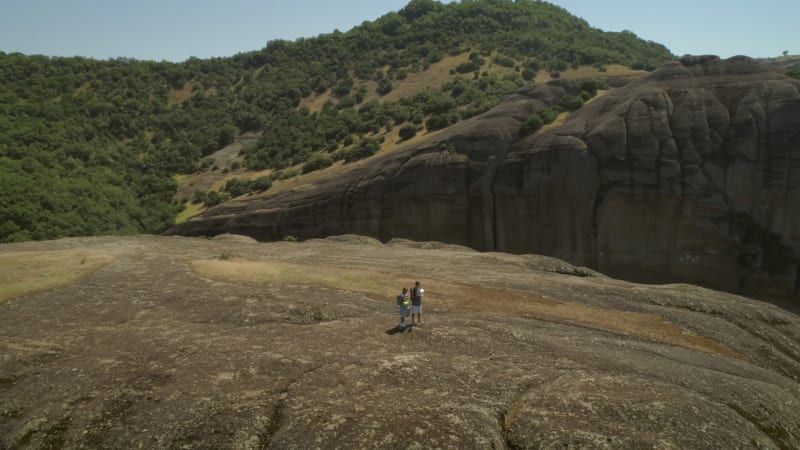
[385, 324, 415, 335]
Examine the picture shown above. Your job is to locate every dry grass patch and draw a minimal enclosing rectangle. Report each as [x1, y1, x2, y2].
[535, 64, 645, 83]
[245, 126, 445, 198]
[0, 250, 114, 304]
[175, 202, 205, 224]
[538, 111, 570, 133]
[168, 82, 195, 105]
[363, 54, 471, 104]
[191, 259, 742, 359]
[300, 90, 334, 113]
[174, 174, 190, 186]
[585, 89, 610, 105]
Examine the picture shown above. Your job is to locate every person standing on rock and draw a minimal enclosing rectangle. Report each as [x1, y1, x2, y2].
[410, 281, 424, 325]
[397, 287, 411, 329]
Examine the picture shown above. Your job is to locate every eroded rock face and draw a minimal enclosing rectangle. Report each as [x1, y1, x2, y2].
[169, 56, 800, 298]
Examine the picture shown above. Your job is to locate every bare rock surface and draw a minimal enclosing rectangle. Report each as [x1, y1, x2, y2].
[167, 56, 800, 299]
[1, 235, 800, 449]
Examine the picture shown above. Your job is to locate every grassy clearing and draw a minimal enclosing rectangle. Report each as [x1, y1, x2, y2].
[299, 90, 334, 113]
[585, 88, 610, 105]
[372, 54, 471, 103]
[538, 111, 570, 134]
[301, 52, 520, 110]
[0, 250, 114, 304]
[235, 127, 446, 199]
[190, 258, 743, 359]
[535, 64, 644, 83]
[167, 82, 195, 105]
[175, 202, 205, 224]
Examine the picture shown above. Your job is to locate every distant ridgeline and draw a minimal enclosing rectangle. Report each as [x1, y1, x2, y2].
[0, 0, 679, 243]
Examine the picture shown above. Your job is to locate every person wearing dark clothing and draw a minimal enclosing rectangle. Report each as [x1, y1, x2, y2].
[410, 281, 424, 325]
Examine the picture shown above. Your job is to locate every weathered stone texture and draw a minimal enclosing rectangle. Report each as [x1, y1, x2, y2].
[169, 56, 800, 298]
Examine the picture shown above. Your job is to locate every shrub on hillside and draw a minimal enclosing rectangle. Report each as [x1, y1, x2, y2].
[521, 68, 537, 81]
[580, 80, 600, 96]
[199, 158, 215, 171]
[338, 95, 357, 109]
[205, 191, 224, 207]
[456, 61, 481, 74]
[493, 54, 516, 68]
[519, 115, 543, 136]
[223, 176, 273, 197]
[193, 190, 208, 203]
[272, 168, 299, 180]
[251, 176, 273, 192]
[398, 124, 418, 140]
[788, 66, 800, 80]
[559, 95, 584, 111]
[425, 112, 460, 131]
[537, 108, 559, 124]
[377, 78, 393, 95]
[302, 153, 334, 173]
[343, 138, 381, 163]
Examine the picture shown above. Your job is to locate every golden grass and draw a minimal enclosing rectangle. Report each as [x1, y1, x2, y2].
[175, 202, 206, 224]
[367, 54, 471, 104]
[535, 64, 644, 83]
[191, 259, 743, 359]
[299, 90, 334, 113]
[301, 55, 637, 111]
[585, 88, 610, 105]
[532, 89, 609, 135]
[538, 111, 570, 134]
[167, 82, 195, 105]
[199, 167, 276, 195]
[0, 250, 114, 304]
[211, 61, 632, 203]
[300, 53, 473, 111]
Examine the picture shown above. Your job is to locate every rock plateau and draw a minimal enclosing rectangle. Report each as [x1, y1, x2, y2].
[1, 235, 800, 448]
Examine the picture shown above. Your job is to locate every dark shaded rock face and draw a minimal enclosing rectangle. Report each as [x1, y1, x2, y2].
[169, 56, 800, 298]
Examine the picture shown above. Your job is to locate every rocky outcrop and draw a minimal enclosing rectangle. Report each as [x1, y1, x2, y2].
[2, 235, 800, 448]
[168, 56, 800, 299]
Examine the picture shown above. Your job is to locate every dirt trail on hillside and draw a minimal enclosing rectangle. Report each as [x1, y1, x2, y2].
[1, 235, 800, 449]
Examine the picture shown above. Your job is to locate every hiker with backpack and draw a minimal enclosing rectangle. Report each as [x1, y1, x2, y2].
[410, 281, 424, 325]
[397, 287, 411, 329]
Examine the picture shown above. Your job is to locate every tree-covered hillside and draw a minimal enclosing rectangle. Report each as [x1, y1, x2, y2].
[0, 0, 677, 243]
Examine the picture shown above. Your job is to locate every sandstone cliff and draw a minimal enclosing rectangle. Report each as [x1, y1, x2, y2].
[168, 56, 800, 299]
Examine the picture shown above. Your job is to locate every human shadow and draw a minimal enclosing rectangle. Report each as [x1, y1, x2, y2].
[385, 323, 415, 335]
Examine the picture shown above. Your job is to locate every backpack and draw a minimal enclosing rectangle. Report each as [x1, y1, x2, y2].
[396, 294, 404, 305]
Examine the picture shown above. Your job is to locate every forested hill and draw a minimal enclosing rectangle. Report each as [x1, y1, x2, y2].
[0, 0, 677, 243]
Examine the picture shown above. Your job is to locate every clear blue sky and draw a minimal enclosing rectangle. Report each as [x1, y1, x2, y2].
[0, 0, 795, 62]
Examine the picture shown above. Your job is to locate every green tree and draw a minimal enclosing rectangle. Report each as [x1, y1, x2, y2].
[519, 115, 543, 136]
[377, 77, 393, 95]
[398, 124, 418, 140]
[302, 153, 334, 173]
